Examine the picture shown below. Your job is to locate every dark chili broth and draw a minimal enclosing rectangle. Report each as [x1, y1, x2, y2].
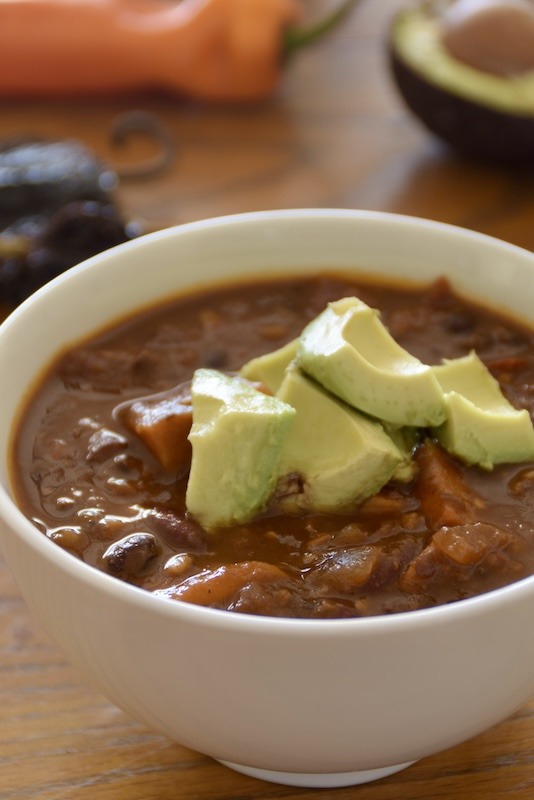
[11, 273, 534, 618]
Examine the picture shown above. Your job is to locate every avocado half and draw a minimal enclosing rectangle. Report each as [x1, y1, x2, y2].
[389, 7, 534, 163]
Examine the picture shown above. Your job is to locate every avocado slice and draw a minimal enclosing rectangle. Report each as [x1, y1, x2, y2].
[186, 369, 295, 531]
[432, 351, 534, 469]
[384, 423, 419, 483]
[297, 297, 446, 427]
[276, 367, 403, 512]
[389, 4, 534, 162]
[240, 338, 298, 393]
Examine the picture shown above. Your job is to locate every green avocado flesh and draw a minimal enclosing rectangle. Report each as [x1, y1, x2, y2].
[276, 368, 402, 512]
[296, 297, 446, 427]
[240, 338, 298, 393]
[186, 296, 534, 529]
[393, 9, 534, 117]
[186, 369, 295, 531]
[432, 351, 534, 469]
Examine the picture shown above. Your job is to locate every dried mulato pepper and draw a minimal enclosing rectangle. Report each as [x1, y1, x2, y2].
[0, 0, 359, 103]
[0, 108, 183, 309]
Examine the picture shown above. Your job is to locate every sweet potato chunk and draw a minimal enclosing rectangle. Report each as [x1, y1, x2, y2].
[121, 383, 192, 472]
[400, 522, 524, 593]
[414, 440, 485, 529]
[154, 561, 287, 607]
[310, 535, 420, 594]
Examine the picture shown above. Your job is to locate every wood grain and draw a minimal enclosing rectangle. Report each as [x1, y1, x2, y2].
[1, 1, 533, 798]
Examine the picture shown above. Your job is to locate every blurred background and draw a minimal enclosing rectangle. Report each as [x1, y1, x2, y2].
[1, 0, 533, 318]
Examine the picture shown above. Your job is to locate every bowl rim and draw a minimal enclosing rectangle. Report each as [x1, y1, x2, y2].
[2, 207, 534, 636]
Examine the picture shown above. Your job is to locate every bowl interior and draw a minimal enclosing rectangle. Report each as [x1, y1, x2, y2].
[1, 207, 534, 582]
[2, 209, 534, 783]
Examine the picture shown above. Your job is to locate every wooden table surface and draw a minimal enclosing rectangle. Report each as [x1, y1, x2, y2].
[1, 2, 533, 798]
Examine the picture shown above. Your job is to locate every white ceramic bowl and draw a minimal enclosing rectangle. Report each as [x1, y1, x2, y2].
[1, 210, 534, 789]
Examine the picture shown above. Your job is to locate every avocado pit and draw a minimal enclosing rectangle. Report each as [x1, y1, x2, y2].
[441, 0, 534, 76]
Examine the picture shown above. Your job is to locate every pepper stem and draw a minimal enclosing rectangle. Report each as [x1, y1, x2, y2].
[284, 0, 362, 57]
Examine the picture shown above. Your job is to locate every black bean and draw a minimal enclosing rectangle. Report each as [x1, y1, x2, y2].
[202, 349, 228, 369]
[101, 532, 160, 579]
[86, 428, 127, 463]
[147, 508, 208, 552]
[443, 312, 475, 334]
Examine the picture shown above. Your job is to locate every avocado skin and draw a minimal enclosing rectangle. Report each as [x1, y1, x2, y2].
[389, 47, 534, 163]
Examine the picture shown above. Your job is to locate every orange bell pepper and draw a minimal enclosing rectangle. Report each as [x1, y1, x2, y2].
[0, 0, 360, 102]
